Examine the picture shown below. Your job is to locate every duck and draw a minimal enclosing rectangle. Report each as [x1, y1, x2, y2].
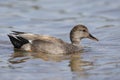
[8, 24, 98, 54]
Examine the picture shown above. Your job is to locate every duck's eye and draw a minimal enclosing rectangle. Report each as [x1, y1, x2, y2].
[83, 30, 86, 32]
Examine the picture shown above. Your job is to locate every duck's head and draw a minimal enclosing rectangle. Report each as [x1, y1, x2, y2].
[70, 24, 98, 45]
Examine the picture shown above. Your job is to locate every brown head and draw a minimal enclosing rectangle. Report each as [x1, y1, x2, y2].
[70, 24, 98, 45]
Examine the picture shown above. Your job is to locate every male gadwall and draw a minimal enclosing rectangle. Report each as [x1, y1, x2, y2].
[8, 24, 98, 54]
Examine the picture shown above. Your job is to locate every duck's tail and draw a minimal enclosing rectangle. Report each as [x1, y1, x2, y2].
[8, 31, 29, 48]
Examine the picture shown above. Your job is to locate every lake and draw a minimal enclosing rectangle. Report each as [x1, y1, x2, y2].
[0, 0, 120, 80]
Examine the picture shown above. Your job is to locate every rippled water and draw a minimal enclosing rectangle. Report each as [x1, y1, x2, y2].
[0, 0, 120, 80]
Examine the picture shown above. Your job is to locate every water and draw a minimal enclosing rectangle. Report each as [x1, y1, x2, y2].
[0, 0, 120, 80]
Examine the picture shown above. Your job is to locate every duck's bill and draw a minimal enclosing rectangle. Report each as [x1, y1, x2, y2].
[88, 34, 99, 41]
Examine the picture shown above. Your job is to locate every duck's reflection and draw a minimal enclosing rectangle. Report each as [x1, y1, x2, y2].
[8, 50, 31, 64]
[69, 53, 93, 72]
[9, 50, 93, 73]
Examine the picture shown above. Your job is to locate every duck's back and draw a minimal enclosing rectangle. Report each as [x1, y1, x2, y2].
[31, 35, 81, 54]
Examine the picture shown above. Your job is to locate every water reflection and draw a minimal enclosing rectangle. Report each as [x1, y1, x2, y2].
[70, 54, 93, 72]
[8, 50, 31, 64]
[9, 50, 93, 73]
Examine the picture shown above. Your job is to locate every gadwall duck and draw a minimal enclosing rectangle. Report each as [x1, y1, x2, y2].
[8, 24, 98, 54]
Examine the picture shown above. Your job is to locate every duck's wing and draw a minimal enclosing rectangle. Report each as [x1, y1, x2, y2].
[8, 31, 41, 48]
[13, 31, 65, 43]
[11, 31, 39, 40]
[8, 31, 66, 48]
[8, 31, 30, 48]
[12, 31, 25, 34]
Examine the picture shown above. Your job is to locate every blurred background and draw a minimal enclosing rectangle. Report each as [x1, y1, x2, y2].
[0, 0, 120, 80]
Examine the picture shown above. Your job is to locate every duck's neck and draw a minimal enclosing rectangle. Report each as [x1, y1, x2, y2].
[70, 28, 82, 46]
[71, 40, 81, 46]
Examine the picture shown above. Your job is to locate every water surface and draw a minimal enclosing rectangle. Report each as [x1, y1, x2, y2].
[0, 0, 120, 80]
